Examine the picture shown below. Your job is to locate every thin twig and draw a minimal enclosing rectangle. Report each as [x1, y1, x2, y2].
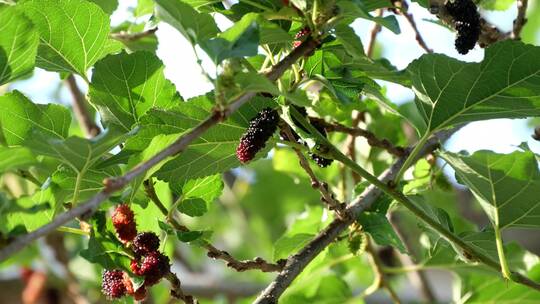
[365, 239, 402, 304]
[310, 117, 407, 157]
[253, 128, 456, 304]
[166, 272, 198, 304]
[65, 75, 100, 137]
[396, 0, 433, 53]
[281, 124, 347, 217]
[366, 10, 383, 58]
[0, 38, 321, 262]
[345, 112, 365, 184]
[143, 179, 285, 273]
[512, 0, 529, 39]
[389, 213, 437, 303]
[110, 27, 158, 41]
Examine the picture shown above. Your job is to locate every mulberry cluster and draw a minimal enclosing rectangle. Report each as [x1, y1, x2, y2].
[111, 204, 137, 243]
[102, 205, 171, 301]
[236, 108, 279, 163]
[131, 251, 171, 286]
[444, 0, 480, 54]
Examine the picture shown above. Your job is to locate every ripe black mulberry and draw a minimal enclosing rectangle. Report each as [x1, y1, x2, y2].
[112, 204, 137, 243]
[236, 108, 279, 163]
[445, 0, 480, 54]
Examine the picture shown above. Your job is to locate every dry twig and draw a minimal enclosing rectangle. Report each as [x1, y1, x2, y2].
[65, 75, 100, 137]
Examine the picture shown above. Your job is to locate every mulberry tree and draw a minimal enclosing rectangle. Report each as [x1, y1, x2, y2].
[0, 0, 540, 303]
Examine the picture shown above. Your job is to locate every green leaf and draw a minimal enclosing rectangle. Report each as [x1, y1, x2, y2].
[442, 150, 540, 230]
[357, 212, 406, 253]
[155, 0, 219, 44]
[200, 13, 260, 64]
[408, 40, 540, 133]
[20, 0, 112, 78]
[26, 127, 131, 174]
[1, 191, 55, 234]
[337, 1, 400, 34]
[135, 0, 154, 16]
[0, 147, 36, 174]
[89, 51, 180, 131]
[478, 0, 515, 11]
[177, 230, 203, 242]
[178, 198, 207, 217]
[334, 24, 364, 57]
[80, 212, 131, 271]
[88, 0, 119, 14]
[0, 6, 39, 85]
[0, 91, 71, 146]
[274, 233, 314, 260]
[51, 165, 120, 202]
[125, 94, 274, 184]
[456, 264, 540, 303]
[173, 174, 224, 203]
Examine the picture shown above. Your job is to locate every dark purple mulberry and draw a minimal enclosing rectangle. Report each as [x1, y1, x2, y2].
[133, 232, 160, 256]
[112, 204, 137, 243]
[102, 270, 127, 299]
[236, 108, 279, 163]
[445, 0, 480, 54]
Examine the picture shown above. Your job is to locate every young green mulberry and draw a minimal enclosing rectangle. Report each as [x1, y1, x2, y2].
[111, 204, 137, 243]
[101, 270, 127, 299]
[236, 108, 279, 163]
[445, 0, 480, 54]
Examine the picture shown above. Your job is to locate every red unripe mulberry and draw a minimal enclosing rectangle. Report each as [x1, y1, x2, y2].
[112, 204, 137, 243]
[236, 108, 279, 163]
[102, 270, 127, 299]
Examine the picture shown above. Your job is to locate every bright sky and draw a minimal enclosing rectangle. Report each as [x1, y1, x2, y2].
[9, 0, 540, 158]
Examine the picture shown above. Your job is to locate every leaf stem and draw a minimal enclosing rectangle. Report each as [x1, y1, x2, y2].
[57, 226, 89, 236]
[72, 172, 83, 206]
[495, 225, 512, 280]
[394, 133, 429, 182]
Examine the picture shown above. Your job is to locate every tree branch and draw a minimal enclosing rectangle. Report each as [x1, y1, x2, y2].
[365, 239, 402, 304]
[253, 128, 455, 303]
[280, 124, 347, 217]
[310, 117, 407, 157]
[166, 272, 198, 304]
[65, 75, 101, 137]
[110, 27, 158, 41]
[396, 0, 433, 53]
[512, 0, 528, 39]
[388, 212, 437, 303]
[144, 179, 285, 273]
[0, 38, 321, 262]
